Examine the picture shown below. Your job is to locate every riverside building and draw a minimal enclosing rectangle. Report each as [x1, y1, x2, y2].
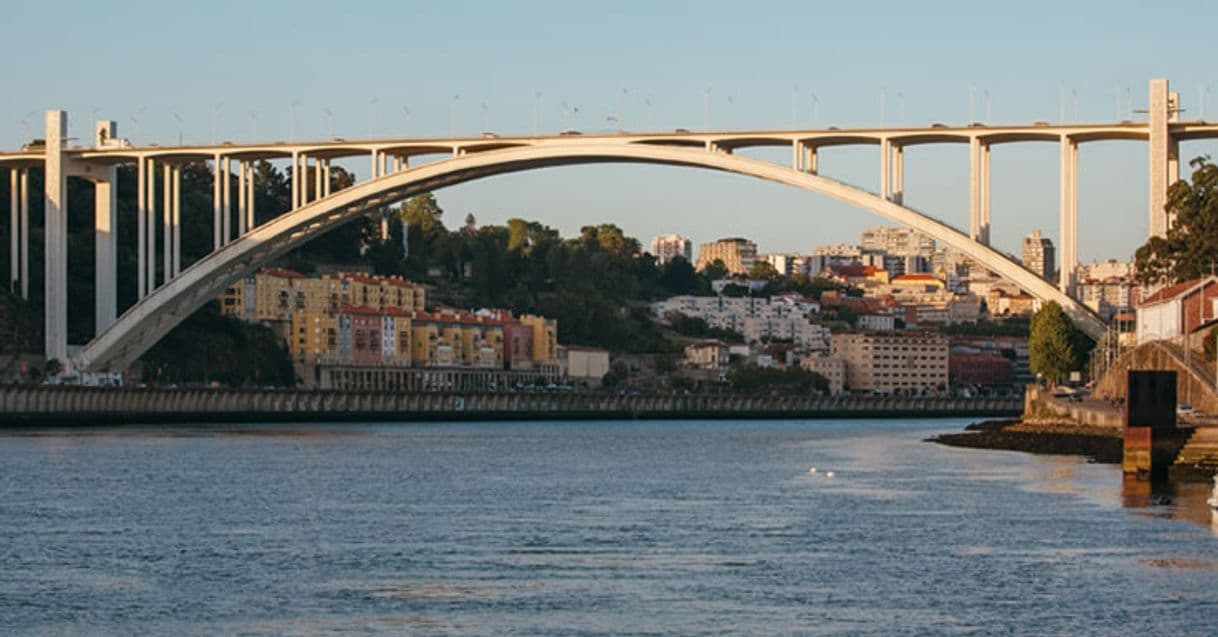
[830, 332, 949, 395]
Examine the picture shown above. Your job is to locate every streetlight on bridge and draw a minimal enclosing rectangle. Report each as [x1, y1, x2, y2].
[172, 112, 183, 145]
[369, 97, 379, 137]
[450, 95, 459, 136]
[290, 100, 302, 142]
[248, 111, 258, 141]
[322, 107, 333, 138]
[533, 92, 542, 135]
[703, 87, 711, 131]
[211, 103, 223, 144]
[402, 105, 411, 137]
[132, 106, 145, 147]
[618, 88, 627, 133]
[644, 97, 654, 132]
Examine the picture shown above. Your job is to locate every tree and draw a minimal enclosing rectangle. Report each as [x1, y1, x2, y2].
[1029, 301, 1074, 384]
[701, 258, 730, 280]
[749, 260, 779, 280]
[1135, 157, 1218, 285]
[659, 256, 699, 295]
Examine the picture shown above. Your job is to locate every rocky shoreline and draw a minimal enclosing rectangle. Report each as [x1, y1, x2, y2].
[928, 419, 1123, 464]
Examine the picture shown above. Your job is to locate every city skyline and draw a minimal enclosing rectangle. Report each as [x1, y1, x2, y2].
[5, 1, 1218, 263]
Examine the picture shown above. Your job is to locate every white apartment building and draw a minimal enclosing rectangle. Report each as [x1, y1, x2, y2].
[830, 332, 949, 394]
[860, 226, 935, 258]
[652, 294, 826, 347]
[650, 234, 693, 265]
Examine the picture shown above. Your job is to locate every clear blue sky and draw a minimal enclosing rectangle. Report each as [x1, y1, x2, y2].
[5, 0, 1217, 262]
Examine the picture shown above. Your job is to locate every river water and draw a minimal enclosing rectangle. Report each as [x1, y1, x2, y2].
[1, 418, 1216, 636]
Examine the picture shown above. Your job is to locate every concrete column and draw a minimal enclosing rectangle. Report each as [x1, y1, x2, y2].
[237, 159, 247, 236]
[212, 154, 222, 251]
[969, 136, 981, 241]
[807, 146, 818, 175]
[172, 165, 181, 277]
[880, 138, 891, 201]
[791, 140, 801, 171]
[221, 157, 231, 243]
[322, 159, 331, 197]
[892, 143, 904, 205]
[290, 151, 300, 209]
[979, 143, 990, 245]
[1148, 78, 1171, 239]
[313, 157, 322, 199]
[146, 158, 157, 291]
[162, 163, 171, 283]
[18, 168, 25, 300]
[9, 169, 18, 292]
[137, 158, 146, 298]
[1059, 135, 1078, 295]
[246, 161, 256, 231]
[94, 165, 117, 333]
[370, 150, 379, 179]
[43, 110, 68, 363]
[393, 155, 403, 172]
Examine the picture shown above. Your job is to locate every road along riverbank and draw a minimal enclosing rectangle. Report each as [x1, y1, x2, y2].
[0, 385, 1021, 426]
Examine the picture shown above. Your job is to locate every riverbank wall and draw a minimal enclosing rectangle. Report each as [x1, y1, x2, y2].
[1023, 385, 1122, 429]
[0, 386, 1022, 426]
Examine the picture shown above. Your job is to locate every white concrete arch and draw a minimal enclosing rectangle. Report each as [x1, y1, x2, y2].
[75, 142, 1104, 372]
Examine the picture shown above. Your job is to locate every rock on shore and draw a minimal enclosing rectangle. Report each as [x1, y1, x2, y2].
[928, 419, 1123, 464]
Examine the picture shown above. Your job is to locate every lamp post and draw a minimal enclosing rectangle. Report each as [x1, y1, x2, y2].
[534, 92, 541, 135]
[323, 107, 333, 138]
[211, 102, 223, 144]
[644, 97, 654, 132]
[369, 97, 379, 137]
[450, 95, 459, 136]
[133, 105, 146, 146]
[618, 88, 627, 133]
[172, 112, 183, 145]
[402, 105, 411, 136]
[290, 100, 301, 142]
[481, 102, 489, 132]
[703, 87, 711, 131]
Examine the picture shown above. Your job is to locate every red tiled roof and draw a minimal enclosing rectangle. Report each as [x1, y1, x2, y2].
[261, 267, 306, 279]
[1139, 276, 1217, 305]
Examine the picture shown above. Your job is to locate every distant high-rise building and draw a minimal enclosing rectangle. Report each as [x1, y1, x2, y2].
[1021, 230, 1055, 281]
[860, 226, 935, 258]
[649, 233, 693, 265]
[695, 237, 758, 275]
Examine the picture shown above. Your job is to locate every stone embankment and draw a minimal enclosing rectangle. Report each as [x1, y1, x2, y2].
[0, 385, 1022, 426]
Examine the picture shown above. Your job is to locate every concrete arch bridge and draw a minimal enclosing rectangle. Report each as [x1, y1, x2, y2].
[0, 78, 1211, 370]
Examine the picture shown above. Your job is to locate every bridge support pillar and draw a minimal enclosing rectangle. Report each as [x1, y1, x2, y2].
[212, 155, 222, 251]
[93, 161, 117, 334]
[172, 165, 181, 276]
[1147, 79, 1180, 239]
[322, 159, 331, 197]
[137, 157, 146, 297]
[162, 163, 172, 284]
[880, 138, 892, 201]
[237, 160, 247, 237]
[1059, 135, 1078, 295]
[10, 167, 29, 298]
[314, 157, 323, 197]
[290, 152, 300, 209]
[892, 143, 904, 205]
[246, 160, 256, 231]
[43, 110, 68, 364]
[146, 158, 158, 291]
[221, 157, 231, 244]
[979, 142, 990, 245]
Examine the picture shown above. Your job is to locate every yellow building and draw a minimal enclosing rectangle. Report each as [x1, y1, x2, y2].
[290, 309, 340, 361]
[221, 269, 425, 323]
[519, 314, 558, 365]
[694, 237, 758, 274]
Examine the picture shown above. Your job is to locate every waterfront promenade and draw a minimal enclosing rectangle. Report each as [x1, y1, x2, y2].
[0, 385, 1020, 425]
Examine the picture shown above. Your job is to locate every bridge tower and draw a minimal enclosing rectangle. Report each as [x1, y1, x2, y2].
[1148, 78, 1180, 239]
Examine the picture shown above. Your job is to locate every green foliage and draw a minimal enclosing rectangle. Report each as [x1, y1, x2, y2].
[141, 302, 294, 387]
[727, 364, 829, 395]
[701, 258, 730, 280]
[1029, 302, 1076, 384]
[1135, 157, 1218, 285]
[940, 318, 1031, 337]
[749, 260, 779, 279]
[658, 256, 700, 295]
